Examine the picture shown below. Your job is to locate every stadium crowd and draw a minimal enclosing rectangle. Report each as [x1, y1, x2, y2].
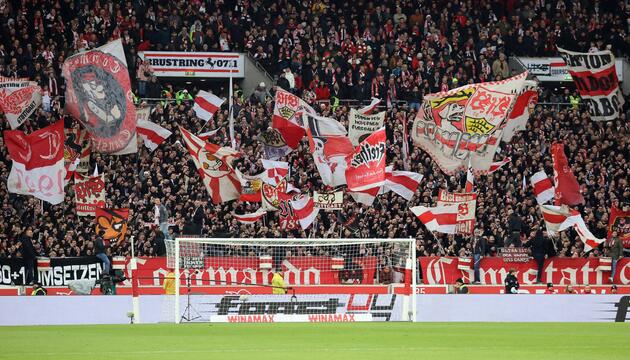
[0, 0, 629, 266]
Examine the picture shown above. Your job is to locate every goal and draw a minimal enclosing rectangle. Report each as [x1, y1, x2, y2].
[167, 238, 416, 323]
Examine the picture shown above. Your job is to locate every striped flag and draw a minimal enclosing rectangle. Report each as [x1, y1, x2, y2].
[530, 171, 554, 204]
[358, 98, 382, 115]
[487, 157, 511, 173]
[193, 90, 224, 121]
[348, 187, 380, 206]
[290, 194, 319, 230]
[384, 168, 423, 201]
[137, 119, 172, 152]
[232, 208, 267, 224]
[410, 205, 459, 234]
[540, 205, 604, 251]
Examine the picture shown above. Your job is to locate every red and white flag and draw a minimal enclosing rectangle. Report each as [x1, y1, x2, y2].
[290, 193, 319, 230]
[198, 128, 222, 141]
[540, 205, 581, 233]
[410, 205, 458, 234]
[349, 187, 380, 206]
[137, 117, 172, 152]
[4, 120, 65, 204]
[530, 170, 555, 204]
[502, 80, 538, 142]
[487, 157, 511, 173]
[540, 205, 604, 251]
[179, 126, 241, 204]
[464, 162, 474, 192]
[384, 168, 423, 201]
[551, 142, 584, 206]
[193, 90, 224, 121]
[272, 88, 314, 150]
[0, 78, 42, 129]
[305, 114, 354, 187]
[232, 208, 267, 224]
[235, 170, 264, 202]
[358, 98, 382, 115]
[345, 128, 386, 191]
[261, 159, 289, 186]
[573, 217, 605, 252]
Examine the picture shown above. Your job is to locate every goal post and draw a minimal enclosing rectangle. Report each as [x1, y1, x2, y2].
[169, 238, 417, 323]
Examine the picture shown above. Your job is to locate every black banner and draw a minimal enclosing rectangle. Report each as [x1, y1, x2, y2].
[0, 257, 103, 286]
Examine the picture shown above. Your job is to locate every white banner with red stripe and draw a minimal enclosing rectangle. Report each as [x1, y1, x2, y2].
[530, 170, 554, 204]
[194, 90, 225, 121]
[140, 52, 244, 78]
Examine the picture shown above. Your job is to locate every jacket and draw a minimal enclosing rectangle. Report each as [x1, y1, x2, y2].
[271, 273, 287, 294]
[609, 237, 623, 259]
[505, 274, 519, 294]
[163, 271, 176, 295]
[20, 235, 36, 259]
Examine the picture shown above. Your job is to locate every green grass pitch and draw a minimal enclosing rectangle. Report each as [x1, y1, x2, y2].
[1, 323, 629, 360]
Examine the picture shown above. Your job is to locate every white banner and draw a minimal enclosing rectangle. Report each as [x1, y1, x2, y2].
[416, 295, 628, 322]
[348, 108, 385, 145]
[313, 191, 343, 210]
[518, 57, 623, 82]
[141, 52, 245, 78]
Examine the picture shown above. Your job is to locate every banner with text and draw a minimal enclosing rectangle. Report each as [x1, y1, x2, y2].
[348, 109, 385, 146]
[140, 52, 244, 78]
[436, 190, 477, 235]
[557, 48, 624, 121]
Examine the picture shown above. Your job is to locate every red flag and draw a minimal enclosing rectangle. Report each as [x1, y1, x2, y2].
[608, 205, 630, 248]
[95, 208, 129, 246]
[179, 126, 241, 204]
[345, 128, 386, 191]
[4, 120, 65, 204]
[551, 142, 584, 206]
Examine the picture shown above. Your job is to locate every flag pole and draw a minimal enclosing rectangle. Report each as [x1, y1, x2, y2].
[228, 75, 235, 149]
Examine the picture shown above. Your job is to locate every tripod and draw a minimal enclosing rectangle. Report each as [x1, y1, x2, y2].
[180, 273, 201, 322]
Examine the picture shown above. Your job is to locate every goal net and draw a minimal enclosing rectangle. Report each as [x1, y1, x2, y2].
[165, 238, 416, 323]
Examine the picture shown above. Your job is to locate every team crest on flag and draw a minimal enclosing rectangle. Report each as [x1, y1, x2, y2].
[412, 73, 526, 174]
[95, 208, 129, 246]
[62, 39, 137, 153]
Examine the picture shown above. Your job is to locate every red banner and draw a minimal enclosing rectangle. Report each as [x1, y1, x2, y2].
[129, 256, 378, 286]
[345, 128, 386, 191]
[419, 257, 630, 285]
